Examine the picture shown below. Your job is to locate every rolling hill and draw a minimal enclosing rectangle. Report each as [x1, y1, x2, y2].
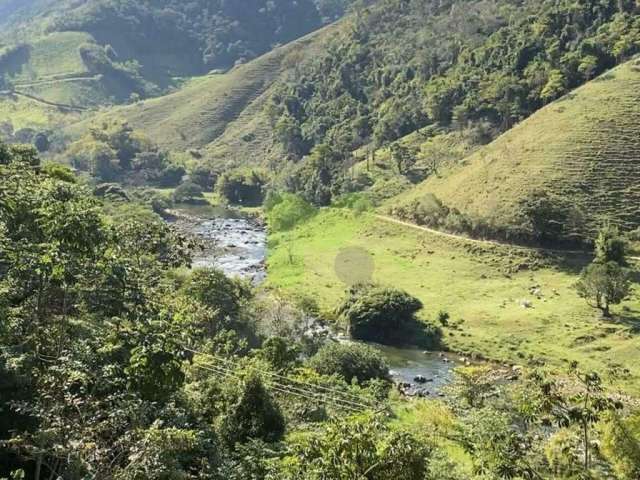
[67, 21, 343, 168]
[0, 0, 351, 134]
[390, 58, 640, 240]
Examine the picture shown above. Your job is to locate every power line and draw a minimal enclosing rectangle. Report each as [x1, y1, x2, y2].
[193, 357, 372, 412]
[192, 360, 368, 413]
[184, 345, 375, 408]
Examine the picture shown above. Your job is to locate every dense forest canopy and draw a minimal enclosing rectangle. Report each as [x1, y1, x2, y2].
[268, 0, 640, 206]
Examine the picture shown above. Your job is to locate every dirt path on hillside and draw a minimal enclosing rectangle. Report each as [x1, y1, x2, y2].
[1, 90, 88, 112]
[374, 214, 640, 261]
[13, 74, 101, 89]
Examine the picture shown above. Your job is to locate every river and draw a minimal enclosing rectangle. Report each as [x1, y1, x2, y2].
[166, 204, 267, 284]
[167, 205, 456, 395]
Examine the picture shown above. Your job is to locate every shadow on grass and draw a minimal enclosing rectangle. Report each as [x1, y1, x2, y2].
[610, 309, 640, 334]
[548, 251, 593, 275]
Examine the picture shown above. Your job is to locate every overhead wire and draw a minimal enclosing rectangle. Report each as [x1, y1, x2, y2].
[187, 348, 376, 413]
[183, 345, 376, 408]
[192, 359, 368, 413]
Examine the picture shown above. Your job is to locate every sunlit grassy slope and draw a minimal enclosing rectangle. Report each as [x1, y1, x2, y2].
[75, 22, 342, 166]
[391, 58, 640, 236]
[267, 209, 640, 395]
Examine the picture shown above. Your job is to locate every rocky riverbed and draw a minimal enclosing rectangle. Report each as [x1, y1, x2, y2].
[165, 207, 267, 284]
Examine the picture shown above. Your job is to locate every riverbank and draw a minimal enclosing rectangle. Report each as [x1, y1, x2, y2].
[266, 208, 640, 395]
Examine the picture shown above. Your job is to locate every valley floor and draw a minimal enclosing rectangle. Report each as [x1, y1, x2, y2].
[266, 209, 640, 395]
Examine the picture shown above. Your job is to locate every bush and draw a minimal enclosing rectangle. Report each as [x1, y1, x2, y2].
[266, 193, 316, 231]
[173, 181, 204, 203]
[150, 195, 172, 214]
[307, 342, 390, 385]
[216, 169, 266, 206]
[336, 283, 439, 347]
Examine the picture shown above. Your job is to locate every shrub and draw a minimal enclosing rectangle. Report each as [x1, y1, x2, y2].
[307, 342, 390, 385]
[216, 169, 266, 206]
[172, 181, 204, 203]
[336, 283, 433, 346]
[266, 193, 316, 231]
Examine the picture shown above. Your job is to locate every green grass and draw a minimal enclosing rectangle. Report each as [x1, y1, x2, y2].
[0, 93, 83, 129]
[391, 58, 640, 236]
[67, 22, 343, 167]
[266, 209, 640, 395]
[8, 31, 92, 84]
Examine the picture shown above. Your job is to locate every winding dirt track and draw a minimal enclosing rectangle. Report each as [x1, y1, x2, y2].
[374, 214, 640, 261]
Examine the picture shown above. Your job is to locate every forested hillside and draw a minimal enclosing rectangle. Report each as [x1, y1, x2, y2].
[267, 0, 640, 207]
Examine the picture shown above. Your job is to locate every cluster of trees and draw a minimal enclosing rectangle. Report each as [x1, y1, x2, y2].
[391, 190, 587, 247]
[65, 119, 186, 185]
[336, 282, 440, 348]
[216, 168, 266, 206]
[269, 0, 640, 187]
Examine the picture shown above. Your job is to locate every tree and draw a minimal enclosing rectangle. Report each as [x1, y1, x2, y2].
[336, 283, 431, 346]
[536, 366, 621, 473]
[575, 261, 631, 317]
[190, 166, 217, 191]
[308, 342, 390, 385]
[183, 268, 252, 327]
[269, 416, 429, 480]
[257, 337, 299, 371]
[600, 410, 640, 479]
[33, 132, 50, 153]
[541, 69, 567, 102]
[216, 169, 266, 206]
[389, 142, 416, 175]
[446, 366, 495, 408]
[219, 373, 285, 447]
[519, 191, 578, 245]
[595, 222, 628, 265]
[159, 164, 186, 187]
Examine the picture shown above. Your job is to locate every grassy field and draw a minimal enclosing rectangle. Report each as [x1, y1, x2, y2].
[0, 92, 83, 129]
[7, 31, 92, 84]
[266, 209, 640, 395]
[391, 58, 640, 237]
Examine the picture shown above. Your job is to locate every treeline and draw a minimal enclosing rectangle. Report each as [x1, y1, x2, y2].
[269, 0, 640, 202]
